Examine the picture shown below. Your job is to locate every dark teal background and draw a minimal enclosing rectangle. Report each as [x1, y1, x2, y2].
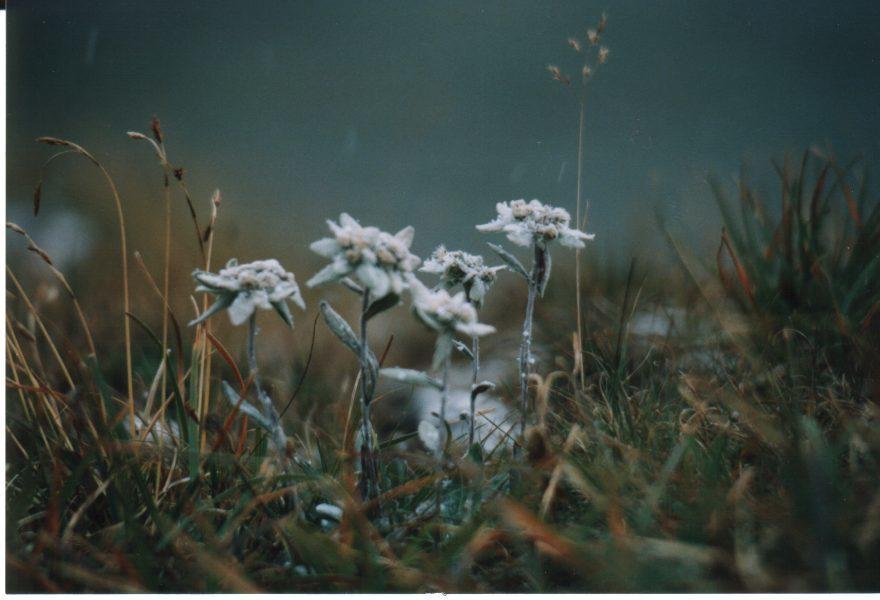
[7, 1, 880, 267]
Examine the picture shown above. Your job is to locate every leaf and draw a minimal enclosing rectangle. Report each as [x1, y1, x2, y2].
[488, 243, 529, 280]
[364, 292, 400, 321]
[221, 380, 271, 430]
[380, 367, 442, 389]
[471, 380, 495, 401]
[453, 339, 474, 359]
[319, 301, 362, 358]
[187, 294, 233, 327]
[538, 250, 552, 297]
[271, 299, 294, 328]
[320, 301, 379, 396]
[340, 277, 364, 294]
[432, 332, 454, 371]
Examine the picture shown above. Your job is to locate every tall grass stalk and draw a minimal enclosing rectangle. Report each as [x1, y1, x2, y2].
[35, 137, 136, 437]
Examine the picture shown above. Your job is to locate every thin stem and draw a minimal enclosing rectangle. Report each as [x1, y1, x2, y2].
[95, 163, 135, 439]
[246, 313, 262, 395]
[440, 346, 450, 426]
[468, 335, 479, 447]
[359, 290, 380, 501]
[198, 197, 218, 451]
[35, 140, 133, 433]
[574, 98, 586, 391]
[436, 347, 451, 523]
[515, 245, 542, 457]
[161, 171, 171, 441]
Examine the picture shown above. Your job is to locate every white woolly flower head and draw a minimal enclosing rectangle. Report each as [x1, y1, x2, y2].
[476, 199, 595, 248]
[191, 258, 305, 327]
[307, 213, 420, 298]
[420, 246, 505, 307]
[408, 276, 495, 338]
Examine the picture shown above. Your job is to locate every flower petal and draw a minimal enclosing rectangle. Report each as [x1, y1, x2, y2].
[307, 263, 344, 288]
[394, 225, 415, 248]
[228, 293, 258, 326]
[309, 237, 340, 257]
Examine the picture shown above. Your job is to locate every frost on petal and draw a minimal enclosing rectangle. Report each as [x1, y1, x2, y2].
[307, 263, 343, 288]
[228, 292, 258, 326]
[420, 259, 444, 274]
[476, 217, 505, 232]
[559, 229, 596, 248]
[356, 263, 390, 299]
[389, 272, 406, 295]
[505, 225, 534, 247]
[193, 270, 239, 292]
[467, 278, 486, 305]
[394, 225, 415, 248]
[310, 237, 340, 257]
[339, 212, 359, 228]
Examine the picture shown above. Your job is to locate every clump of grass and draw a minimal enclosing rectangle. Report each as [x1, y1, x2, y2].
[712, 150, 880, 385]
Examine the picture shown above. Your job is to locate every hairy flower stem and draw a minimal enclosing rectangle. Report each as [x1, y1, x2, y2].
[515, 244, 545, 458]
[359, 290, 380, 501]
[246, 314, 263, 398]
[247, 314, 286, 452]
[435, 348, 451, 525]
[468, 335, 480, 447]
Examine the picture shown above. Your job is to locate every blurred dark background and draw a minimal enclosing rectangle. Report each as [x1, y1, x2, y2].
[7, 0, 880, 275]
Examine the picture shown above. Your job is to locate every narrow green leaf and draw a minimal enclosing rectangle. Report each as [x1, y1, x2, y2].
[271, 299, 294, 328]
[488, 243, 529, 280]
[187, 294, 232, 327]
[453, 339, 474, 359]
[364, 292, 400, 321]
[221, 380, 272, 430]
[319, 301, 362, 358]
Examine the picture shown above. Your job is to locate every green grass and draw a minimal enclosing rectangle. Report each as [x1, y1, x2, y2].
[6, 147, 880, 592]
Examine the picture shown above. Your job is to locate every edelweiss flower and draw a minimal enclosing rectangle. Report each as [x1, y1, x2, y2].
[476, 199, 595, 248]
[307, 213, 420, 298]
[408, 276, 495, 338]
[191, 258, 305, 327]
[420, 246, 505, 307]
